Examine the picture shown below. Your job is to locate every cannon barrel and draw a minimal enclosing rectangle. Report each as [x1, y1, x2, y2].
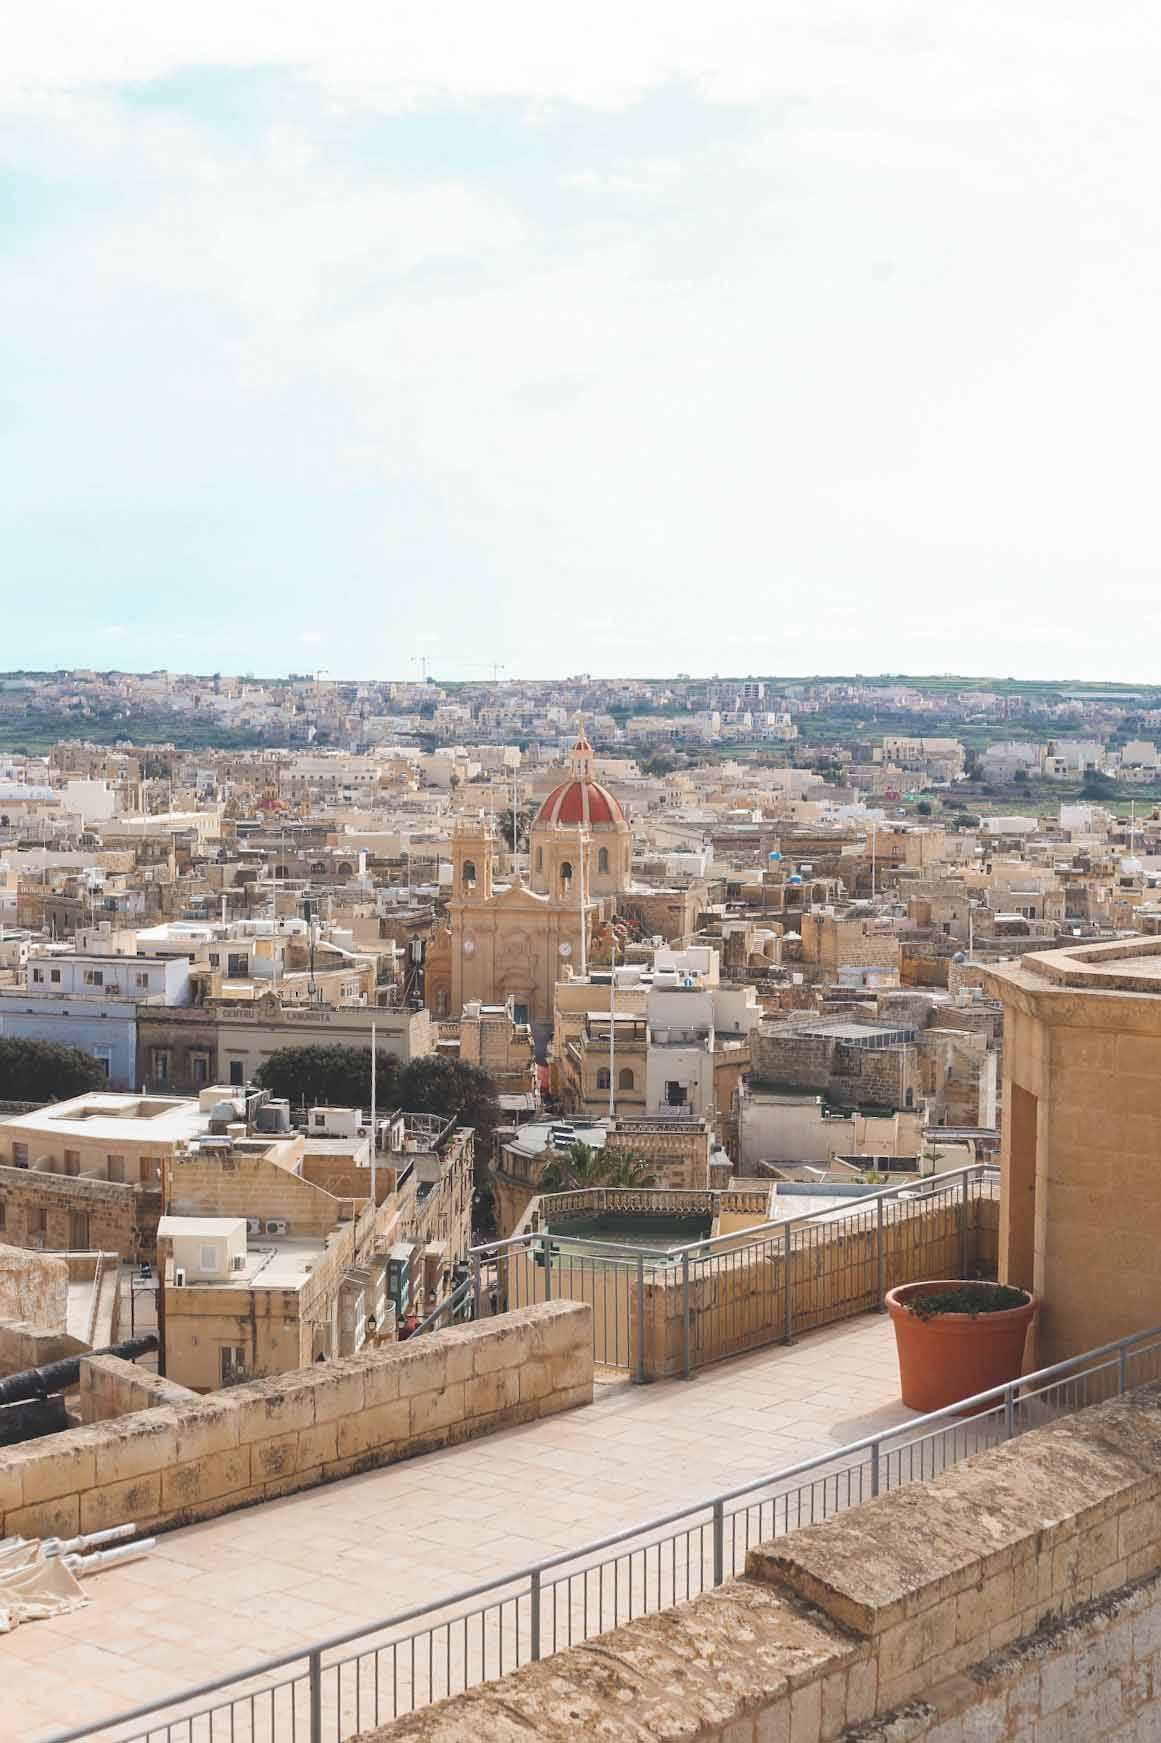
[0, 1334, 159, 1406]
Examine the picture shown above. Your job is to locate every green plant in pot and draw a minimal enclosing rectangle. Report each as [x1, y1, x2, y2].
[886, 1279, 1038, 1413]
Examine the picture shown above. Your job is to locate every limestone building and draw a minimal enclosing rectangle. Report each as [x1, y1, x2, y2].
[428, 730, 630, 1038]
[986, 936, 1161, 1366]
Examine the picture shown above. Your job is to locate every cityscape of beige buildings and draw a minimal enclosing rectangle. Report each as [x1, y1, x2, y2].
[4, 674, 1161, 1740]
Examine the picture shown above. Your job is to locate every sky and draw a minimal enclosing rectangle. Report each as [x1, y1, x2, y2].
[3, 2, 1161, 683]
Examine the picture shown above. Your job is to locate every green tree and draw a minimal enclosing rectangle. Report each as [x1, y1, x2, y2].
[915, 799, 933, 816]
[1081, 770, 1117, 800]
[397, 1056, 501, 1152]
[0, 1038, 107, 1103]
[538, 1140, 657, 1193]
[498, 805, 534, 851]
[254, 1044, 401, 1110]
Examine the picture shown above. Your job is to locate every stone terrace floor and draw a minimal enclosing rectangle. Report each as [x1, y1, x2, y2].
[7, 1314, 916, 1743]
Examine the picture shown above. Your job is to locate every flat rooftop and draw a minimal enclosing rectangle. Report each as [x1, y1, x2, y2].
[0, 1094, 206, 1144]
[9, 1315, 915, 1743]
[990, 934, 1161, 996]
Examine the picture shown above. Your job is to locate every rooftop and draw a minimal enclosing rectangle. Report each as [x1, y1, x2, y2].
[990, 934, 1161, 996]
[9, 1314, 913, 1742]
[0, 1093, 207, 1144]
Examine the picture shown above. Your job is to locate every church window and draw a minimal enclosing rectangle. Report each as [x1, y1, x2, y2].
[560, 860, 573, 888]
[596, 1068, 611, 1090]
[618, 1067, 635, 1091]
[536, 847, 543, 872]
[598, 847, 610, 875]
[463, 859, 476, 888]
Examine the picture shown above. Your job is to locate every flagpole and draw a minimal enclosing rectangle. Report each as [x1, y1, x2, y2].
[370, 1021, 377, 1209]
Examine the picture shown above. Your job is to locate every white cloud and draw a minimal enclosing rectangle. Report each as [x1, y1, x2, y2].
[4, 2, 1161, 677]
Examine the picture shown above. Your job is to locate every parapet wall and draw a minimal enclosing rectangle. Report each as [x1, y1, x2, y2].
[78, 1353, 198, 1423]
[0, 1301, 592, 1544]
[353, 1380, 1161, 1743]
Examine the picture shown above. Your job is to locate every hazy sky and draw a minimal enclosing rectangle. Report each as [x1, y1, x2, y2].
[3, 3, 1160, 682]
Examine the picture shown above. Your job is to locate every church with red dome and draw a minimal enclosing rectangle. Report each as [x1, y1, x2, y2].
[426, 727, 632, 1034]
[528, 728, 633, 901]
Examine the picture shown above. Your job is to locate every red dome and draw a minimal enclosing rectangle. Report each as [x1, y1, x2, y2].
[535, 778, 625, 829]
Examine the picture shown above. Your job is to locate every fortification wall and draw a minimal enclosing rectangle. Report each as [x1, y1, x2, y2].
[351, 1380, 1161, 1743]
[0, 1302, 592, 1543]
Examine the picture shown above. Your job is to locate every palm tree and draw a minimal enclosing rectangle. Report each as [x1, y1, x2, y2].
[538, 1141, 657, 1193]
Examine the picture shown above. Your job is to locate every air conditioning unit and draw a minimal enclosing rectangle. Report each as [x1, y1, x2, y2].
[265, 1218, 288, 1236]
[246, 1217, 261, 1235]
[174, 1267, 186, 1287]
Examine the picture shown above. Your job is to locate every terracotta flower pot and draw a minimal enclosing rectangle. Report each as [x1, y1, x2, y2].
[886, 1280, 1038, 1414]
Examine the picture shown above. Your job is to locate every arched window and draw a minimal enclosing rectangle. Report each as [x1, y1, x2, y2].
[560, 860, 573, 887]
[463, 859, 476, 887]
[598, 846, 610, 875]
[618, 1067, 635, 1091]
[596, 1068, 611, 1090]
[536, 847, 543, 871]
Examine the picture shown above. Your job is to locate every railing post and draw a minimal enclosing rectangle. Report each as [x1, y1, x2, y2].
[876, 1198, 886, 1309]
[960, 1170, 970, 1278]
[782, 1222, 794, 1344]
[1004, 1385, 1016, 1439]
[634, 1254, 647, 1384]
[681, 1252, 692, 1380]
[870, 1439, 880, 1498]
[542, 1232, 553, 1301]
[712, 1499, 725, 1585]
[309, 1647, 322, 1743]
[471, 1250, 482, 1319]
[529, 1567, 542, 1661]
[1119, 1344, 1129, 1394]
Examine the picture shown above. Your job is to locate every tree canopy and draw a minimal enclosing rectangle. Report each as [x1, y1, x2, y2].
[0, 1037, 108, 1103]
[253, 1044, 401, 1110]
[253, 1046, 501, 1149]
[538, 1140, 657, 1194]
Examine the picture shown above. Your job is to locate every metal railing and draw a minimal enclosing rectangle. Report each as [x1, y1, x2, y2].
[471, 1163, 1000, 1381]
[41, 1319, 1161, 1743]
[409, 1275, 473, 1339]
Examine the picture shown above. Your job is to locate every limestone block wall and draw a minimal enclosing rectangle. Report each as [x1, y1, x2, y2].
[352, 1381, 1161, 1743]
[0, 1241, 68, 1330]
[0, 1165, 142, 1260]
[0, 1318, 84, 1374]
[78, 1352, 198, 1423]
[167, 1151, 347, 1239]
[502, 1186, 999, 1378]
[0, 1302, 591, 1544]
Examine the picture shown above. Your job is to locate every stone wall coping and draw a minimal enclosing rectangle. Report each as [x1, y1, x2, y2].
[0, 1302, 593, 1538]
[347, 1379, 1161, 1743]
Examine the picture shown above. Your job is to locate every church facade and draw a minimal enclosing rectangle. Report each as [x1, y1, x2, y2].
[425, 731, 632, 1036]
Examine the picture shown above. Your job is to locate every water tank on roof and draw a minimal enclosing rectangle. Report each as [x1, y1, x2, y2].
[266, 1099, 291, 1133]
